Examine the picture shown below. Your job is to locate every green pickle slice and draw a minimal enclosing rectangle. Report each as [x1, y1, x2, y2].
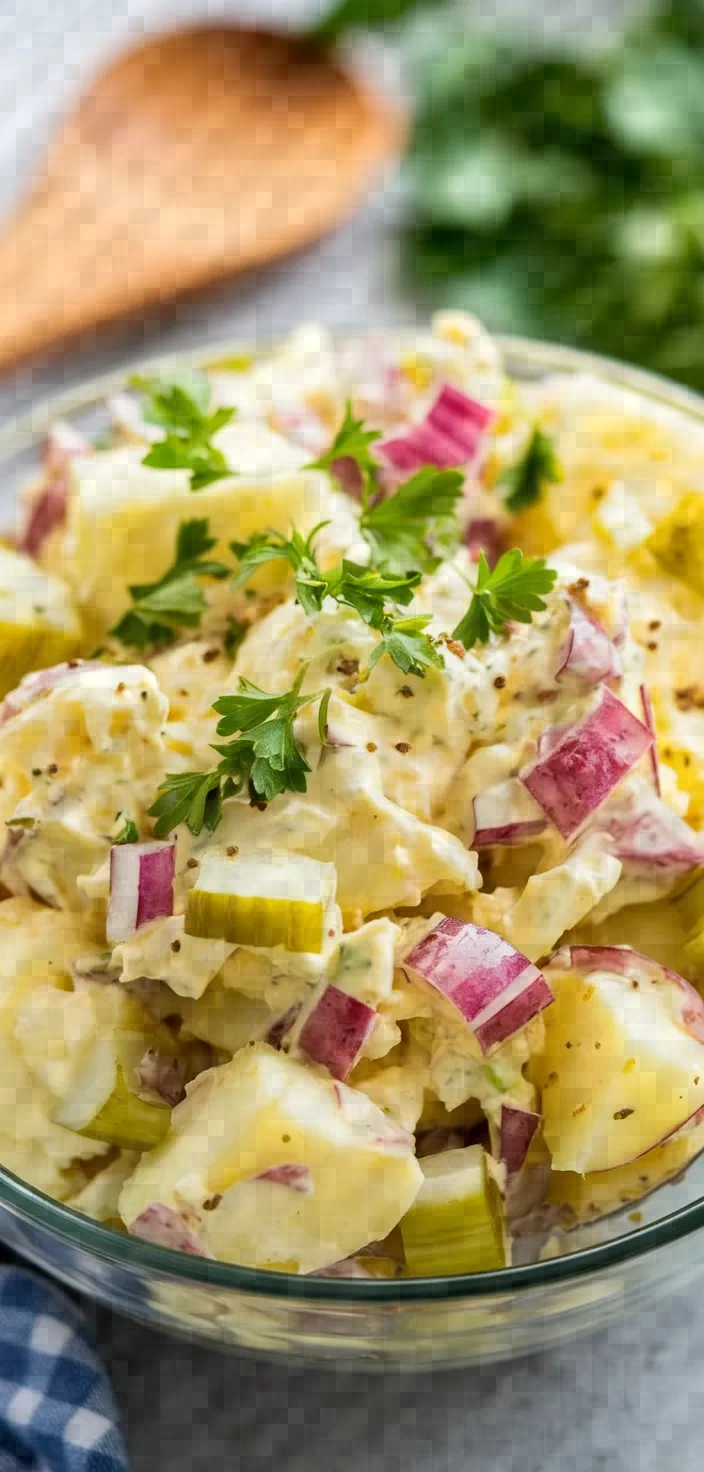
[401, 1145, 507, 1276]
[73, 1067, 171, 1152]
[185, 853, 334, 952]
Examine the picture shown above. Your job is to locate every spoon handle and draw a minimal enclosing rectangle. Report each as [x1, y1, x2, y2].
[0, 187, 151, 370]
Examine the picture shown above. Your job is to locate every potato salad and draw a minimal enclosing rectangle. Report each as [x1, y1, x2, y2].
[4, 313, 704, 1277]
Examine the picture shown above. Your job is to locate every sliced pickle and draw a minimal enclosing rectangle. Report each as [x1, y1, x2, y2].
[0, 546, 82, 697]
[185, 853, 336, 953]
[70, 1067, 171, 1152]
[401, 1145, 506, 1276]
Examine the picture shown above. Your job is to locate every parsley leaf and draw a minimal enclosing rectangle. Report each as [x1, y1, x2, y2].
[369, 615, 444, 677]
[452, 548, 558, 650]
[109, 518, 230, 651]
[307, 401, 382, 503]
[231, 526, 421, 633]
[150, 770, 229, 840]
[500, 426, 563, 513]
[149, 667, 331, 836]
[231, 524, 329, 617]
[361, 466, 464, 573]
[131, 371, 236, 491]
[112, 811, 139, 844]
[323, 560, 421, 627]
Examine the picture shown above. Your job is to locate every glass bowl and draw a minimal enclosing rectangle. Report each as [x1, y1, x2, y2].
[2, 335, 704, 1369]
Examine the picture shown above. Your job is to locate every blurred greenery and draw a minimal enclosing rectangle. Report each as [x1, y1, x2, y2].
[314, 0, 704, 390]
[401, 0, 704, 389]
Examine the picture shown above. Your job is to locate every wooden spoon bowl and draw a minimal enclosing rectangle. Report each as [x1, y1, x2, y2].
[0, 25, 403, 370]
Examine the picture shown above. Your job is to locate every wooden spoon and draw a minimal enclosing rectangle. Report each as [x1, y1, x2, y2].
[0, 24, 403, 370]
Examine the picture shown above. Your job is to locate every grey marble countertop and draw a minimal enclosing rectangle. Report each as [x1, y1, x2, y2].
[2, 0, 703, 1465]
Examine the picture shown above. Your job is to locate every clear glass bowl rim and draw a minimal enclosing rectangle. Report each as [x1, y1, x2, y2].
[2, 330, 704, 1304]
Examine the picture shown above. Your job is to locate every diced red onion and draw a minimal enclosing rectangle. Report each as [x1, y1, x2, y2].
[537, 723, 567, 760]
[404, 917, 553, 1053]
[136, 1048, 186, 1107]
[379, 383, 494, 473]
[18, 423, 90, 557]
[298, 984, 376, 1081]
[551, 944, 704, 1044]
[129, 1204, 207, 1256]
[472, 778, 547, 848]
[265, 1004, 301, 1051]
[639, 684, 661, 797]
[0, 659, 105, 724]
[463, 516, 505, 569]
[599, 784, 703, 876]
[19, 485, 69, 558]
[499, 1104, 541, 1176]
[520, 688, 653, 840]
[330, 456, 364, 499]
[107, 842, 175, 943]
[253, 1164, 314, 1194]
[556, 598, 622, 688]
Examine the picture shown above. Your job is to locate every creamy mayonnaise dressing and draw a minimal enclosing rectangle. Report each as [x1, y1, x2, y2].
[2, 312, 704, 1270]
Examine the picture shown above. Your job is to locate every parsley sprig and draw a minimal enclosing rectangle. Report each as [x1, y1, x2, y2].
[499, 427, 562, 514]
[307, 401, 382, 502]
[109, 519, 230, 651]
[231, 524, 421, 627]
[309, 403, 464, 573]
[360, 465, 464, 573]
[149, 667, 330, 836]
[231, 524, 330, 617]
[452, 548, 558, 650]
[132, 371, 235, 491]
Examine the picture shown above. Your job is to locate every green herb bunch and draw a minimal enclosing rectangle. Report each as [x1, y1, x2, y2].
[402, 0, 704, 392]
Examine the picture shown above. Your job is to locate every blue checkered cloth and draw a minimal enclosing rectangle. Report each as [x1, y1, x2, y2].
[0, 1266, 127, 1472]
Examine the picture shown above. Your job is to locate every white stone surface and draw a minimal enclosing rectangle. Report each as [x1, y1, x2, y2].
[2, 0, 700, 1467]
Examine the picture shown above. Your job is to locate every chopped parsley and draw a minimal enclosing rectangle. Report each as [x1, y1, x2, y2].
[112, 811, 139, 845]
[131, 370, 236, 491]
[324, 562, 421, 627]
[149, 667, 330, 836]
[307, 401, 382, 501]
[109, 518, 230, 652]
[452, 548, 558, 650]
[360, 466, 464, 573]
[499, 426, 562, 514]
[308, 403, 464, 572]
[231, 526, 423, 651]
[369, 615, 444, 677]
[231, 525, 329, 617]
